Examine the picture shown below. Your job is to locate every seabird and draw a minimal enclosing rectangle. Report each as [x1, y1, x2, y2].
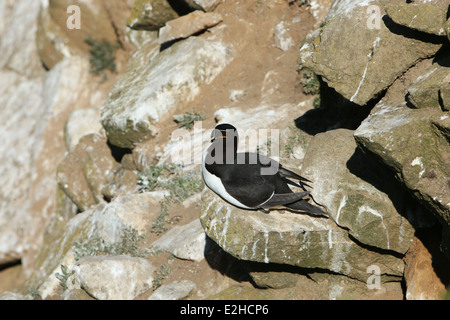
[202, 123, 328, 217]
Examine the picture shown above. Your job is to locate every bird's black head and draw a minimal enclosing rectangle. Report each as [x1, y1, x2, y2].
[211, 123, 238, 142]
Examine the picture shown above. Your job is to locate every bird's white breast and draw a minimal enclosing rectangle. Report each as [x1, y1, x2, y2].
[201, 151, 253, 209]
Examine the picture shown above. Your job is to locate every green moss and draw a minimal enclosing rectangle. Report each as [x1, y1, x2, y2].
[173, 109, 206, 130]
[85, 37, 118, 80]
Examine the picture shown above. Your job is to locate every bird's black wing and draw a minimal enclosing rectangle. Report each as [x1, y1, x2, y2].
[220, 163, 277, 208]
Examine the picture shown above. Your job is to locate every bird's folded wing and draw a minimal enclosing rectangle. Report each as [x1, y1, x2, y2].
[260, 191, 310, 208]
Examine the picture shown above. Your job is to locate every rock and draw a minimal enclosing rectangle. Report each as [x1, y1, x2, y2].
[101, 36, 234, 149]
[158, 10, 223, 45]
[407, 55, 450, 110]
[200, 188, 404, 282]
[273, 21, 294, 51]
[384, 2, 448, 36]
[0, 56, 107, 272]
[102, 167, 139, 201]
[0, 72, 44, 266]
[57, 134, 119, 212]
[151, 219, 206, 261]
[354, 103, 450, 257]
[404, 231, 449, 300]
[37, 0, 131, 69]
[181, 0, 224, 12]
[28, 191, 162, 298]
[74, 255, 154, 300]
[440, 82, 450, 112]
[300, 129, 415, 254]
[0, 292, 33, 300]
[148, 280, 196, 300]
[61, 288, 95, 300]
[64, 108, 104, 152]
[208, 275, 404, 300]
[299, 0, 442, 106]
[127, 0, 179, 31]
[0, 0, 44, 77]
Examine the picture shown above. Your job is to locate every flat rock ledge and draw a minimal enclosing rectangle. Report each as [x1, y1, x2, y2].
[200, 188, 404, 283]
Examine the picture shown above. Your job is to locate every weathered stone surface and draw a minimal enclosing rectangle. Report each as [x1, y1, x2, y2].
[407, 55, 450, 110]
[273, 21, 294, 51]
[158, 10, 223, 44]
[101, 36, 234, 149]
[0, 292, 33, 300]
[74, 255, 154, 300]
[354, 103, 450, 256]
[404, 233, 449, 300]
[37, 0, 131, 69]
[200, 188, 404, 282]
[385, 3, 448, 36]
[182, 0, 224, 12]
[299, 0, 442, 106]
[127, 0, 179, 31]
[151, 219, 206, 261]
[28, 191, 162, 298]
[57, 134, 119, 211]
[148, 280, 196, 300]
[0, 0, 44, 77]
[300, 129, 415, 254]
[64, 108, 103, 152]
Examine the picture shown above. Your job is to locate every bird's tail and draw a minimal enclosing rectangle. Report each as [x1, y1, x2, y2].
[285, 199, 328, 218]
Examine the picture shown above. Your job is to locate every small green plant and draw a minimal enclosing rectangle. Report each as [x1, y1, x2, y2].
[137, 164, 204, 235]
[72, 227, 149, 261]
[152, 263, 173, 290]
[85, 37, 118, 80]
[284, 126, 310, 157]
[301, 70, 320, 95]
[300, 70, 322, 108]
[28, 287, 41, 299]
[173, 109, 206, 130]
[55, 264, 74, 291]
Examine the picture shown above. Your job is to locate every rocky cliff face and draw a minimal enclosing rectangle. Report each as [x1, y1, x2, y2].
[0, 0, 449, 300]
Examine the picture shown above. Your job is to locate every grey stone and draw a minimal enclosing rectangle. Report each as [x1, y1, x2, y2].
[74, 255, 154, 300]
[299, 0, 441, 106]
[148, 280, 196, 300]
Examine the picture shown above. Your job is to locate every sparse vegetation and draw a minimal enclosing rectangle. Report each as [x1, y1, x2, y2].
[55, 264, 75, 291]
[284, 126, 310, 157]
[137, 163, 204, 235]
[72, 227, 149, 261]
[173, 109, 206, 129]
[152, 263, 173, 290]
[85, 37, 119, 80]
[300, 70, 322, 108]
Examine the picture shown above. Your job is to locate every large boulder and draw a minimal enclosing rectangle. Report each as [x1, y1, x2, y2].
[200, 188, 404, 282]
[127, 0, 180, 30]
[354, 103, 450, 257]
[298, 0, 442, 106]
[27, 191, 163, 299]
[36, 0, 131, 69]
[101, 36, 234, 149]
[300, 129, 415, 254]
[56, 134, 119, 212]
[384, 2, 449, 36]
[407, 55, 450, 111]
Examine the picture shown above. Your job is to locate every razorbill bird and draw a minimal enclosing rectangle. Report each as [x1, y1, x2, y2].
[202, 123, 328, 217]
